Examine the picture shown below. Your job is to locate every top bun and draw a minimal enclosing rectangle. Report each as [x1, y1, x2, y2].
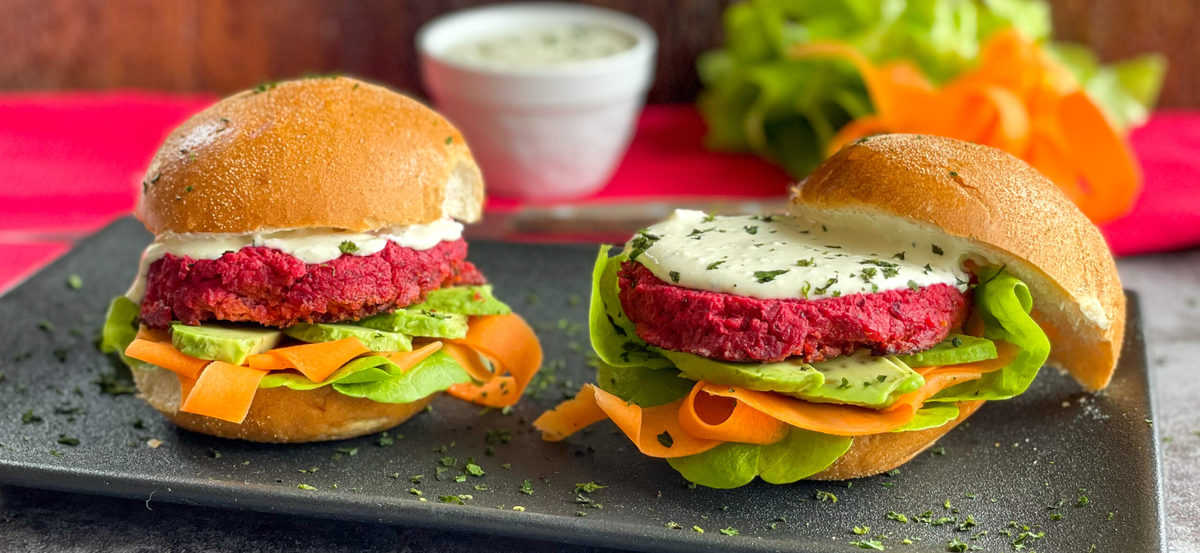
[136, 76, 483, 234]
[791, 134, 1124, 390]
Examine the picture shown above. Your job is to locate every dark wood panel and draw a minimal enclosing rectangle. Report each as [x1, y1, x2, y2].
[0, 0, 1195, 107]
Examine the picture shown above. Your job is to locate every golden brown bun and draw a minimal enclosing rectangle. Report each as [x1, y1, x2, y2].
[792, 134, 1124, 391]
[137, 76, 483, 235]
[133, 365, 432, 443]
[811, 400, 984, 480]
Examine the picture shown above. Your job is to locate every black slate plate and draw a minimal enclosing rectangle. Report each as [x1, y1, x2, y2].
[0, 218, 1164, 553]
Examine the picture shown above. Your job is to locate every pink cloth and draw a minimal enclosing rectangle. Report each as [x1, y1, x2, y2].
[0, 93, 1196, 292]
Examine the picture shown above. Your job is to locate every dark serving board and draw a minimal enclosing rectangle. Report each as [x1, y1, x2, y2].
[0, 217, 1163, 553]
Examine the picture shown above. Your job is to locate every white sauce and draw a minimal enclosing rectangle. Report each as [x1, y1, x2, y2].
[445, 23, 636, 69]
[125, 219, 464, 302]
[628, 210, 969, 300]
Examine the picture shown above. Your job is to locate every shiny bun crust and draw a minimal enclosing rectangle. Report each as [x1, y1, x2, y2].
[811, 400, 984, 480]
[133, 365, 433, 443]
[792, 134, 1125, 391]
[137, 76, 483, 234]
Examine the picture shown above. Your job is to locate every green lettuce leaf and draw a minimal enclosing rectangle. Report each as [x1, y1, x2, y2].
[261, 350, 471, 404]
[667, 428, 853, 489]
[408, 285, 511, 316]
[890, 403, 960, 432]
[100, 296, 140, 357]
[931, 268, 1051, 402]
[588, 246, 673, 369]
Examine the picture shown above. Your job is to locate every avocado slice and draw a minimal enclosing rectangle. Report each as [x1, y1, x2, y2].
[408, 285, 511, 316]
[660, 350, 825, 394]
[358, 309, 468, 339]
[791, 351, 925, 409]
[284, 323, 412, 352]
[171, 323, 284, 365]
[896, 334, 997, 367]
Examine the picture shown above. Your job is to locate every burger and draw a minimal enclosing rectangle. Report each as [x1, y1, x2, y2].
[535, 134, 1123, 487]
[99, 76, 542, 442]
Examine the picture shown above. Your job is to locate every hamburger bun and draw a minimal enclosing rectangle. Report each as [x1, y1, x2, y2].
[792, 133, 1124, 391]
[137, 76, 483, 235]
[133, 365, 433, 443]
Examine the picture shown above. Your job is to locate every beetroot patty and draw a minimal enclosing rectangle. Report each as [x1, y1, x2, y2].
[617, 261, 968, 363]
[141, 239, 485, 328]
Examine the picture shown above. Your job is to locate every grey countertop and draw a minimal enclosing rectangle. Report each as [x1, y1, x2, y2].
[2, 249, 1196, 553]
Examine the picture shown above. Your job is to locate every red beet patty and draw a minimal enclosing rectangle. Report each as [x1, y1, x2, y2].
[617, 261, 968, 363]
[141, 239, 485, 328]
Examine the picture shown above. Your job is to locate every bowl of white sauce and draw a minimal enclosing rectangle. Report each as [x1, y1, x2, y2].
[418, 3, 656, 200]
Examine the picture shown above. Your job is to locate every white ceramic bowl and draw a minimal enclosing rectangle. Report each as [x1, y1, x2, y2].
[418, 3, 657, 201]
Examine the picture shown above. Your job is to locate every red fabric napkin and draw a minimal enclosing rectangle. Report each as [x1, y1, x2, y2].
[0, 93, 1196, 292]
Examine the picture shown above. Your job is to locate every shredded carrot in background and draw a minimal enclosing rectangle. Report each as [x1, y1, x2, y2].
[791, 28, 1141, 223]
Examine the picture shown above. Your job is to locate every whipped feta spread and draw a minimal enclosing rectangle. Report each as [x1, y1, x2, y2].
[628, 210, 969, 300]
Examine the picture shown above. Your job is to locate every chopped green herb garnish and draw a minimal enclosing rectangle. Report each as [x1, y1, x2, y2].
[665, 521, 683, 530]
[814, 490, 838, 503]
[814, 277, 838, 295]
[719, 527, 739, 536]
[21, 410, 42, 424]
[743, 225, 758, 235]
[657, 430, 674, 448]
[574, 481, 606, 494]
[520, 479, 534, 495]
[907, 280, 920, 291]
[850, 539, 886, 550]
[56, 435, 79, 446]
[754, 269, 789, 283]
[692, 525, 704, 534]
[408, 488, 423, 497]
[706, 260, 726, 270]
[932, 244, 944, 255]
[465, 463, 485, 477]
[338, 241, 359, 254]
[946, 537, 969, 552]
[669, 271, 680, 283]
[853, 525, 870, 535]
[66, 274, 83, 290]
[887, 511, 908, 523]
[796, 258, 814, 267]
[297, 483, 317, 491]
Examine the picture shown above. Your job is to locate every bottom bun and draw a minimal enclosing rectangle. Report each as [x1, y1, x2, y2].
[133, 366, 434, 443]
[809, 400, 985, 480]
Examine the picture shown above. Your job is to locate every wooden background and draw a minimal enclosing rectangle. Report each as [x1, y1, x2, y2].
[1, 0, 1194, 107]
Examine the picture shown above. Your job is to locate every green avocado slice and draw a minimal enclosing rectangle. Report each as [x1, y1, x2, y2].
[792, 351, 925, 409]
[896, 334, 998, 367]
[358, 309, 468, 339]
[408, 285, 511, 316]
[284, 323, 412, 352]
[171, 323, 283, 365]
[659, 350, 824, 394]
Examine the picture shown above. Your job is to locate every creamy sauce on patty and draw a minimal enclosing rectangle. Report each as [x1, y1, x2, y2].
[445, 23, 636, 69]
[628, 210, 969, 300]
[125, 219, 464, 302]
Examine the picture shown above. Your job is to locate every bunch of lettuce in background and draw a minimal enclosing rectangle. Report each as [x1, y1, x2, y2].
[698, 0, 1165, 178]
